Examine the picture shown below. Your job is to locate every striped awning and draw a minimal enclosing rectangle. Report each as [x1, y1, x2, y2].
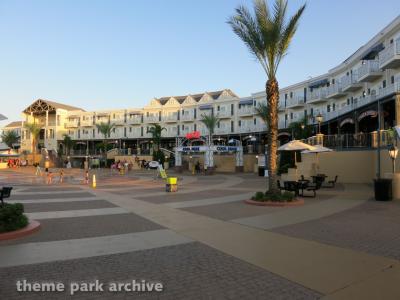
[361, 43, 384, 60]
[199, 104, 213, 110]
[309, 79, 329, 89]
[239, 99, 254, 105]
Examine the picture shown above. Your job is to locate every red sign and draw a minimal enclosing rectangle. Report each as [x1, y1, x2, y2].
[186, 131, 201, 139]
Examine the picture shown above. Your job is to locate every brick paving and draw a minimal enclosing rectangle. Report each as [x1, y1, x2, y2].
[0, 242, 321, 300]
[273, 200, 400, 261]
[1, 213, 164, 245]
[23, 200, 117, 213]
[10, 192, 95, 200]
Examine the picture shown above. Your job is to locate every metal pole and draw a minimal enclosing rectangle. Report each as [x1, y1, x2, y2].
[377, 99, 381, 179]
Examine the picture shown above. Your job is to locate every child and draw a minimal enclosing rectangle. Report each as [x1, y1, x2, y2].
[59, 169, 64, 183]
[46, 171, 53, 185]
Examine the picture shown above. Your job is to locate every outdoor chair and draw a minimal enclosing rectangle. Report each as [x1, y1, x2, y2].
[0, 187, 13, 205]
[302, 181, 322, 198]
[277, 180, 285, 191]
[325, 176, 338, 188]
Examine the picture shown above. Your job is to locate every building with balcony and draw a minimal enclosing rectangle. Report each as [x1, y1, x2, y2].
[5, 16, 400, 157]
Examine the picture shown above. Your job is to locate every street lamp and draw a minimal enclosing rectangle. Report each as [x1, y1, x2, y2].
[316, 113, 323, 134]
[389, 144, 398, 173]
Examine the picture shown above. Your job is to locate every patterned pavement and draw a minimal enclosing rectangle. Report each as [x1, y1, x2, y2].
[0, 169, 322, 299]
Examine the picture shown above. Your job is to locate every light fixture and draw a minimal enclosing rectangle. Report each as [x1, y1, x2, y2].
[301, 124, 305, 130]
[389, 144, 398, 173]
[316, 113, 323, 134]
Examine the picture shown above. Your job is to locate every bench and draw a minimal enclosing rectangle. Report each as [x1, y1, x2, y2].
[325, 175, 338, 188]
[302, 181, 322, 197]
[0, 187, 13, 205]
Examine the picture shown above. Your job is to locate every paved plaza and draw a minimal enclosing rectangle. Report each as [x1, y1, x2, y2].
[0, 168, 400, 299]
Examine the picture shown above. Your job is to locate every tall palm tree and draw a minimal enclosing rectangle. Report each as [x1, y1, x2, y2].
[200, 114, 219, 146]
[147, 124, 166, 164]
[24, 122, 41, 164]
[95, 122, 115, 166]
[228, 0, 306, 193]
[1, 130, 20, 149]
[62, 134, 74, 155]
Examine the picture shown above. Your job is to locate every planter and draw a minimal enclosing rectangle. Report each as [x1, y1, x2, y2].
[244, 199, 304, 207]
[0, 220, 41, 241]
[374, 178, 392, 201]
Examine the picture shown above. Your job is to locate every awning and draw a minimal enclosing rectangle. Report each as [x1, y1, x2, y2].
[308, 79, 329, 89]
[278, 132, 291, 137]
[361, 43, 384, 60]
[199, 104, 213, 110]
[128, 111, 142, 115]
[239, 99, 254, 105]
[96, 112, 110, 117]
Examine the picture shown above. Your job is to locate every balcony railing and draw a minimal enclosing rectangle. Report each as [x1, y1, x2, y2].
[80, 120, 93, 127]
[111, 118, 125, 125]
[237, 107, 254, 116]
[144, 116, 159, 123]
[308, 88, 327, 103]
[286, 96, 305, 108]
[326, 84, 346, 99]
[216, 110, 231, 119]
[127, 117, 142, 124]
[357, 60, 382, 82]
[304, 130, 394, 149]
[323, 82, 400, 122]
[341, 74, 363, 92]
[163, 115, 178, 122]
[66, 121, 80, 128]
[379, 39, 400, 69]
[181, 114, 194, 121]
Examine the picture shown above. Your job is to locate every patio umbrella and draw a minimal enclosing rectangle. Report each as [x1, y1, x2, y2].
[302, 144, 333, 171]
[278, 140, 316, 171]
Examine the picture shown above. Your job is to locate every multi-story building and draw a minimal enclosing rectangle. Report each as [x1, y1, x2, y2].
[8, 15, 400, 157]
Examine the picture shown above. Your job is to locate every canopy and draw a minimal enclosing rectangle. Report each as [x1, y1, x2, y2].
[278, 140, 315, 151]
[302, 145, 333, 154]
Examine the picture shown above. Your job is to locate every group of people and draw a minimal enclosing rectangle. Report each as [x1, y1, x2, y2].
[111, 160, 133, 174]
[3, 158, 28, 168]
[34, 163, 65, 184]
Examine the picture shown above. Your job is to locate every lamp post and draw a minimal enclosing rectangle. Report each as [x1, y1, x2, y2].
[316, 113, 323, 134]
[389, 144, 398, 173]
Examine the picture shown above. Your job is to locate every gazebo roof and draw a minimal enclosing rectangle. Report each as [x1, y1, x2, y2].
[23, 99, 84, 114]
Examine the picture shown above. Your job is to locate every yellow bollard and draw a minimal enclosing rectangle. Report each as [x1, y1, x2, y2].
[92, 174, 96, 188]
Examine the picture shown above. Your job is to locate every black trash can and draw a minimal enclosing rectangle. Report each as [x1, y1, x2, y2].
[258, 167, 264, 177]
[374, 178, 392, 201]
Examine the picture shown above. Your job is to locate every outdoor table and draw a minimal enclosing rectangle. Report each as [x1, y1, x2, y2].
[312, 175, 327, 184]
[284, 181, 300, 196]
[297, 180, 309, 196]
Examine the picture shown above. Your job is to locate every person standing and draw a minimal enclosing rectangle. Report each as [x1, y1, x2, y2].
[35, 163, 42, 176]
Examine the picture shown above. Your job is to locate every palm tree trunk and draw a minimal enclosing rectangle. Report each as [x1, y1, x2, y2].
[266, 78, 279, 193]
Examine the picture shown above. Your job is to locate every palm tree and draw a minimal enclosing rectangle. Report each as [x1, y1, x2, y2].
[62, 134, 74, 155]
[288, 116, 313, 140]
[147, 124, 166, 151]
[228, 0, 306, 193]
[1, 130, 20, 149]
[95, 122, 115, 166]
[24, 122, 41, 164]
[200, 114, 219, 146]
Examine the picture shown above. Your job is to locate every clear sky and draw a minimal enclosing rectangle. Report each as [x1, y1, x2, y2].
[0, 0, 399, 124]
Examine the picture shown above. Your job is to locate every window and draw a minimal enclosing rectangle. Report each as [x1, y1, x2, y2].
[304, 110, 307, 117]
[390, 39, 394, 44]
[238, 120, 242, 127]
[333, 103, 336, 111]
[347, 98, 350, 105]
[332, 79, 335, 84]
[254, 118, 257, 125]
[194, 108, 197, 119]
[231, 121, 234, 132]
[231, 104, 234, 116]
[124, 127, 127, 137]
[285, 114, 288, 120]
[391, 76, 395, 84]
[254, 100, 257, 107]
[368, 88, 371, 95]
[285, 94, 288, 100]
[310, 108, 314, 117]
[129, 127, 132, 133]
[92, 129, 95, 137]
[113, 128, 115, 133]
[383, 80, 387, 88]
[141, 127, 143, 136]
[327, 105, 331, 112]
[217, 121, 220, 129]
[290, 112, 293, 119]
[194, 124, 197, 131]
[290, 92, 293, 98]
[362, 90, 366, 97]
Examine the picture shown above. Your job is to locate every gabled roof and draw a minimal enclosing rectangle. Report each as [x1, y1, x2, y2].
[154, 89, 237, 105]
[23, 99, 84, 114]
[4, 121, 22, 128]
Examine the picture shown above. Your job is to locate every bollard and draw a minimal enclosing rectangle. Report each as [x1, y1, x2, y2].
[92, 174, 96, 188]
[85, 171, 89, 185]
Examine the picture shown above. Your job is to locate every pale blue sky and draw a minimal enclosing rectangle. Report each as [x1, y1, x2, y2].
[0, 0, 399, 123]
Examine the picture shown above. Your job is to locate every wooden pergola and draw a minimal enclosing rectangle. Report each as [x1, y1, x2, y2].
[23, 100, 57, 114]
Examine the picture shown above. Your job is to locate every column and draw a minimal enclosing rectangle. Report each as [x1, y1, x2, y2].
[354, 111, 359, 134]
[45, 110, 49, 148]
[235, 147, 244, 172]
[395, 95, 400, 126]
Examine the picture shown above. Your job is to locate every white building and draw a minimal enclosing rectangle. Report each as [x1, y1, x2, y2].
[7, 15, 400, 157]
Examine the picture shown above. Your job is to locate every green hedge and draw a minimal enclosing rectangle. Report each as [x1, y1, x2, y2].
[0, 203, 28, 233]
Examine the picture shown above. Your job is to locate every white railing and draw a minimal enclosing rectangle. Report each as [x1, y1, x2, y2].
[323, 82, 400, 122]
[144, 116, 159, 123]
[111, 118, 125, 125]
[66, 121, 79, 128]
[163, 114, 178, 122]
[286, 96, 305, 108]
[127, 116, 142, 124]
[326, 84, 344, 97]
[216, 110, 231, 118]
[379, 39, 400, 68]
[80, 119, 93, 126]
[358, 60, 380, 80]
[341, 74, 360, 89]
[237, 106, 254, 116]
[308, 88, 327, 102]
[181, 113, 194, 121]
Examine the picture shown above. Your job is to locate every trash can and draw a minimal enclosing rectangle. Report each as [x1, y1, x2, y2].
[374, 178, 392, 201]
[258, 167, 264, 177]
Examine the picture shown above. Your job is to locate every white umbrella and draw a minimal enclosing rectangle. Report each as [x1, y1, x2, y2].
[302, 144, 333, 172]
[278, 140, 316, 171]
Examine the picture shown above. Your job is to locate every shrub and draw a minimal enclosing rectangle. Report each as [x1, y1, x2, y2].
[0, 203, 28, 233]
[251, 191, 265, 201]
[251, 191, 295, 202]
[152, 150, 165, 165]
